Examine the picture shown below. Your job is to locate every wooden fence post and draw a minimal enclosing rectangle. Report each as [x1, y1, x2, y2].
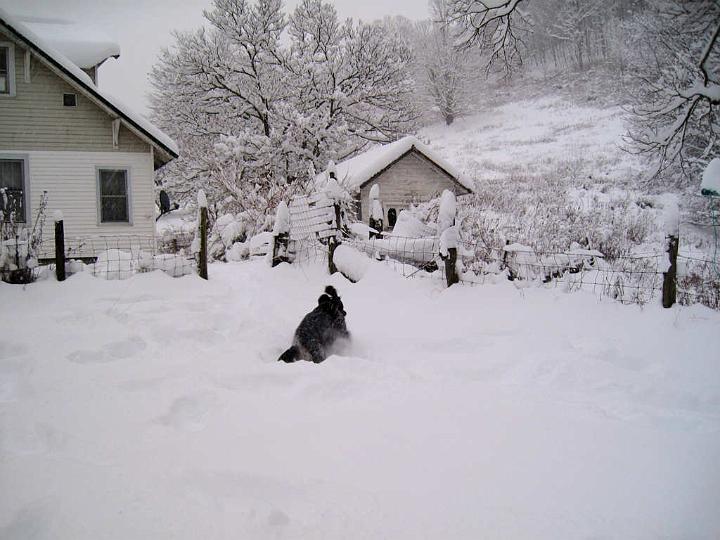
[662, 234, 678, 308]
[328, 203, 341, 275]
[54, 216, 65, 282]
[198, 205, 208, 280]
[445, 247, 459, 287]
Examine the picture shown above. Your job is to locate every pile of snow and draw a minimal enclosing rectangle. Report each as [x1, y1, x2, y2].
[1, 259, 718, 538]
[156, 208, 196, 236]
[145, 254, 195, 278]
[333, 244, 371, 282]
[91, 248, 133, 280]
[387, 210, 434, 238]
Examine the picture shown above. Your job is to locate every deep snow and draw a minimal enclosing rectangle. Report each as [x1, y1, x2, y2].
[1, 260, 719, 539]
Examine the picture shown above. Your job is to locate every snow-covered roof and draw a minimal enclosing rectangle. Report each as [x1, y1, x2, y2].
[318, 136, 473, 192]
[21, 17, 120, 69]
[0, 8, 179, 164]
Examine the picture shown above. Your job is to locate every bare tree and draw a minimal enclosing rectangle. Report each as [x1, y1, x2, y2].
[624, 0, 720, 183]
[547, 0, 604, 71]
[414, 0, 477, 125]
[446, 0, 529, 73]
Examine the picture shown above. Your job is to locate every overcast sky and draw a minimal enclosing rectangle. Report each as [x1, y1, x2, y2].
[1, 0, 429, 116]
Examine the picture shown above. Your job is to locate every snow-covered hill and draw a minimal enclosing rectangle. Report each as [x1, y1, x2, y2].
[421, 94, 636, 186]
[1, 260, 719, 538]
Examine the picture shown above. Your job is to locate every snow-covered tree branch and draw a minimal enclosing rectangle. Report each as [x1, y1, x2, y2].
[624, 0, 720, 183]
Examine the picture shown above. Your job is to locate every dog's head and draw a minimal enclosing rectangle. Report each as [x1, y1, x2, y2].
[318, 285, 346, 318]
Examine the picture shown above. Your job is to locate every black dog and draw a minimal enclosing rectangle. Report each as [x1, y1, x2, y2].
[278, 286, 350, 363]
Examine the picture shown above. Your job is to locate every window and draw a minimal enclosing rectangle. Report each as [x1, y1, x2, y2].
[0, 42, 15, 96]
[0, 159, 26, 222]
[63, 93, 77, 107]
[98, 169, 130, 223]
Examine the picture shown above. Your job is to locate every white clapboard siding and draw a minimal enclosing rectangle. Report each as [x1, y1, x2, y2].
[17, 151, 156, 258]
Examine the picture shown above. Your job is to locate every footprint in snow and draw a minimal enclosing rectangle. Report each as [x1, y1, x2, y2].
[267, 509, 290, 528]
[106, 337, 147, 359]
[156, 393, 217, 432]
[66, 337, 147, 364]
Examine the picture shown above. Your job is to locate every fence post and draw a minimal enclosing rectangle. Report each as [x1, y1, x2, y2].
[328, 203, 341, 274]
[662, 234, 678, 308]
[445, 247, 459, 286]
[271, 201, 291, 267]
[54, 214, 65, 282]
[438, 190, 458, 287]
[198, 205, 208, 280]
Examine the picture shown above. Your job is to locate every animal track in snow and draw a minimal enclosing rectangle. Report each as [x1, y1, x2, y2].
[156, 393, 217, 432]
[66, 337, 147, 364]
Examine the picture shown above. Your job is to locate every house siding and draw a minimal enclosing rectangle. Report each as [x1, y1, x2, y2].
[358, 150, 468, 225]
[0, 30, 148, 153]
[4, 150, 156, 258]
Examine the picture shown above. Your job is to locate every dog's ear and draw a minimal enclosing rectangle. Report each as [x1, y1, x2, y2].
[325, 286, 338, 299]
[318, 293, 331, 306]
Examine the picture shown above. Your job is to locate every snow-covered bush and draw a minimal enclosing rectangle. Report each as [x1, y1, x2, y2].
[1, 190, 48, 284]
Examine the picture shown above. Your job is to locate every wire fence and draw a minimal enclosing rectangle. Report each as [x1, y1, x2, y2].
[279, 218, 718, 309]
[38, 232, 197, 280]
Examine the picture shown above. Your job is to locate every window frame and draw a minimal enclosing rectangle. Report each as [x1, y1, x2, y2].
[0, 41, 17, 98]
[0, 154, 30, 223]
[96, 167, 132, 225]
[63, 93, 77, 107]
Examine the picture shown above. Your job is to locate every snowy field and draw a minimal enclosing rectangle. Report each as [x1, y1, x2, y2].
[1, 260, 719, 539]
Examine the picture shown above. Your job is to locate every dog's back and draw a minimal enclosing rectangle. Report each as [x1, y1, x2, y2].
[279, 286, 350, 363]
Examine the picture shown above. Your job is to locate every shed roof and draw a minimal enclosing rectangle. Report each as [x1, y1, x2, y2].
[319, 136, 473, 192]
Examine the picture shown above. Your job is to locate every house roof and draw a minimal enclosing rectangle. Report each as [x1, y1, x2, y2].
[318, 136, 474, 193]
[0, 8, 179, 167]
[21, 17, 120, 69]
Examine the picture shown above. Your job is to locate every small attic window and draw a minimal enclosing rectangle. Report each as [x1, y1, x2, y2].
[63, 93, 77, 107]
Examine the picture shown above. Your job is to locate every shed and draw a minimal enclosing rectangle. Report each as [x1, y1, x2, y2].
[319, 136, 472, 227]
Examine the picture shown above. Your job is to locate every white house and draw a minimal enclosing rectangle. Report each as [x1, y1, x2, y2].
[0, 9, 178, 258]
[318, 136, 473, 227]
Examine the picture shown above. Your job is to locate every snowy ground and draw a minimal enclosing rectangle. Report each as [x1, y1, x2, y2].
[1, 260, 720, 539]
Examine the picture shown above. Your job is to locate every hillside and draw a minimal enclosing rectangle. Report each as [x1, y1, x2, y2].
[418, 75, 713, 258]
